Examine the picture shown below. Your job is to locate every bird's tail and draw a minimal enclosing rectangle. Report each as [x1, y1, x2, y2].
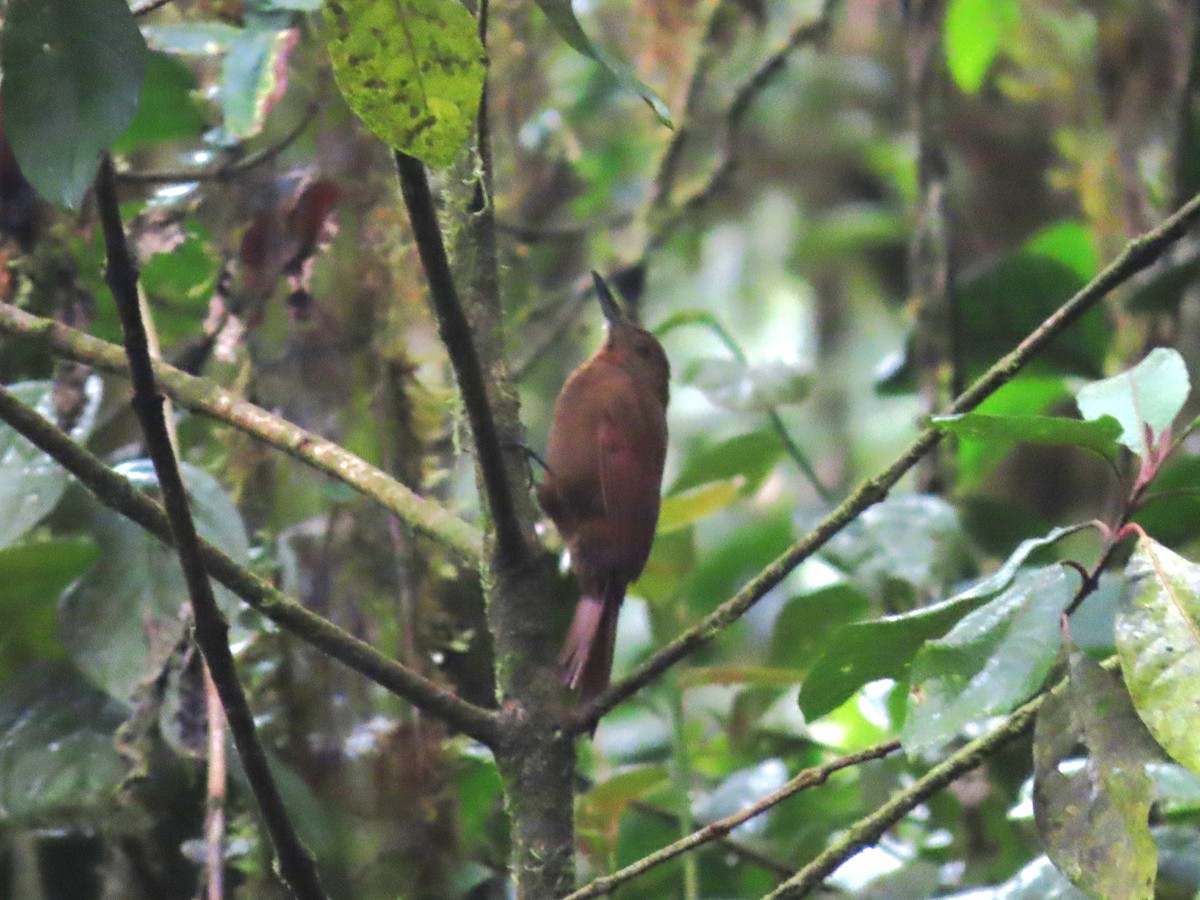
[559, 579, 624, 705]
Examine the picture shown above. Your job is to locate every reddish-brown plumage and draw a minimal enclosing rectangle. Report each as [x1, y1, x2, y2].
[537, 273, 670, 706]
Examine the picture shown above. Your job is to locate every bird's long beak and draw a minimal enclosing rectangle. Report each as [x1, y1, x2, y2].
[592, 271, 624, 327]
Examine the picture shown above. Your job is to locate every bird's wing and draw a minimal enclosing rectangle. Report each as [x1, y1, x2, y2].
[595, 379, 667, 581]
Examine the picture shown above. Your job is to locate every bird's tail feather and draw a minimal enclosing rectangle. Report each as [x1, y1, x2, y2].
[559, 580, 623, 705]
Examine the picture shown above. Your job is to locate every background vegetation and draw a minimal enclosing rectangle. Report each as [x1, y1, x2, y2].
[3, 0, 1200, 897]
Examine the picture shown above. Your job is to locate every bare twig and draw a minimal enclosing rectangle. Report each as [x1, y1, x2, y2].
[0, 303, 485, 563]
[96, 155, 327, 898]
[394, 151, 526, 567]
[571, 185, 1200, 734]
[563, 741, 901, 900]
[0, 385, 500, 746]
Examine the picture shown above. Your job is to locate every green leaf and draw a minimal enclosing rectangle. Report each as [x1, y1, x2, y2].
[1116, 536, 1200, 774]
[114, 52, 206, 153]
[60, 460, 251, 701]
[0, 664, 126, 823]
[904, 566, 1075, 754]
[1033, 648, 1158, 900]
[0, 0, 148, 208]
[530, 0, 671, 126]
[800, 525, 1086, 723]
[324, 0, 486, 168]
[944, 0, 1018, 94]
[931, 412, 1122, 457]
[0, 539, 98, 680]
[670, 429, 784, 496]
[1025, 220, 1098, 281]
[769, 584, 872, 671]
[1076, 347, 1190, 459]
[954, 375, 1071, 489]
[220, 27, 297, 139]
[0, 380, 102, 549]
[657, 479, 741, 534]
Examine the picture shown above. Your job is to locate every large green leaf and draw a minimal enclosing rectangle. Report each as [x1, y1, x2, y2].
[0, 663, 126, 823]
[1033, 649, 1158, 900]
[930, 412, 1122, 458]
[903, 565, 1075, 754]
[530, 0, 671, 126]
[59, 460, 251, 701]
[944, 0, 1019, 94]
[0, 380, 102, 549]
[1115, 536, 1200, 774]
[1076, 347, 1190, 459]
[769, 583, 871, 671]
[324, 0, 486, 168]
[0, 0, 148, 207]
[800, 526, 1083, 722]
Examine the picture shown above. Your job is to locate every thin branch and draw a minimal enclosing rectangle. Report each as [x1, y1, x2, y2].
[394, 151, 526, 567]
[623, 796, 794, 878]
[562, 741, 901, 900]
[115, 104, 318, 186]
[645, 0, 841, 257]
[96, 155, 328, 899]
[0, 303, 485, 563]
[0, 383, 501, 746]
[570, 184, 1200, 734]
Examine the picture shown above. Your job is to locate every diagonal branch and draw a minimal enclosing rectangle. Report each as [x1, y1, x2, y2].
[394, 150, 526, 566]
[562, 740, 900, 900]
[0, 303, 485, 564]
[0, 383, 501, 747]
[96, 154, 328, 899]
[570, 185, 1200, 734]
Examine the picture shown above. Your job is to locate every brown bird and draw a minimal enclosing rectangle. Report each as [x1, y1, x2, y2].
[537, 272, 670, 705]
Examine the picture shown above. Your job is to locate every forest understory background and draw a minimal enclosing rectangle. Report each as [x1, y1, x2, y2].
[4, 0, 1200, 898]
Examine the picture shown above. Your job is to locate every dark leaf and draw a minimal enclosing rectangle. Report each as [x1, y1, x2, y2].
[0, 0, 147, 207]
[904, 565, 1075, 754]
[1033, 648, 1158, 899]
